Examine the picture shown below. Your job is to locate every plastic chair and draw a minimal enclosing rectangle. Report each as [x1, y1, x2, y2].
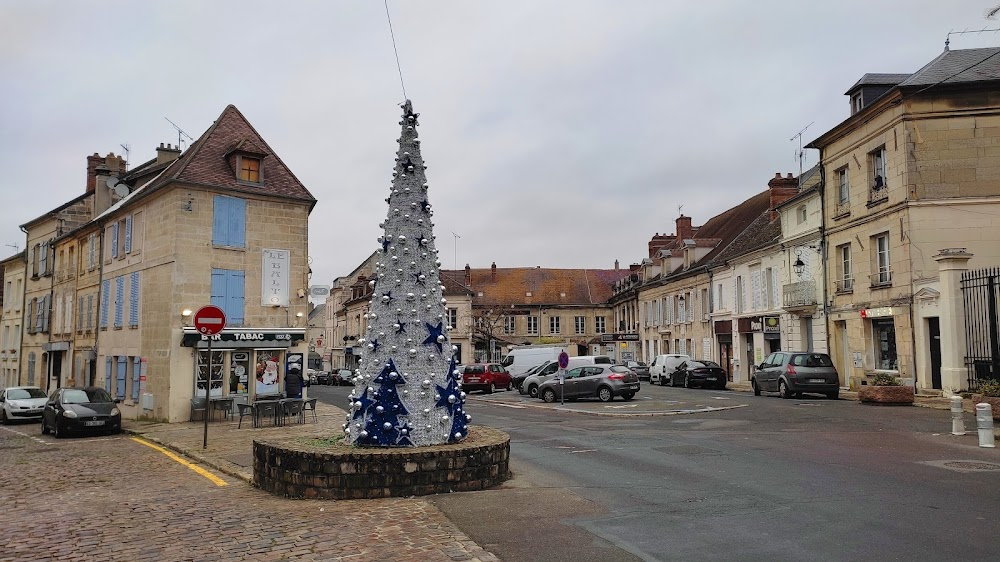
[237, 403, 256, 429]
[190, 397, 207, 422]
[281, 399, 305, 425]
[302, 398, 318, 423]
[254, 401, 278, 427]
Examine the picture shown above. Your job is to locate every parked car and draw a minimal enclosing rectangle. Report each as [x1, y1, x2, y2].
[625, 361, 650, 381]
[513, 362, 546, 392]
[536, 365, 640, 403]
[461, 363, 513, 394]
[0, 386, 48, 424]
[336, 369, 355, 386]
[670, 360, 728, 389]
[314, 371, 333, 385]
[649, 354, 691, 385]
[751, 351, 840, 400]
[41, 387, 122, 438]
[521, 356, 611, 398]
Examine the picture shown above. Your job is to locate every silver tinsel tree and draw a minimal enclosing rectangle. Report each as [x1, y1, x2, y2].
[344, 100, 470, 447]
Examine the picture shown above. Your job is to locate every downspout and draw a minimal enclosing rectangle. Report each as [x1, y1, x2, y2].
[18, 225, 28, 386]
[817, 151, 832, 360]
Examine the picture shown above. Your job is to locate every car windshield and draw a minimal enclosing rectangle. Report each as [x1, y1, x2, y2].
[62, 388, 114, 404]
[610, 366, 632, 373]
[7, 388, 47, 400]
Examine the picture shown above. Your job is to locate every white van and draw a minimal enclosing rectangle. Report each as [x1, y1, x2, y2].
[649, 354, 691, 385]
[520, 355, 613, 398]
[501, 346, 567, 378]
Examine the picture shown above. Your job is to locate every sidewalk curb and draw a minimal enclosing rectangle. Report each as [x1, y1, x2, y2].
[123, 427, 254, 485]
[469, 395, 750, 417]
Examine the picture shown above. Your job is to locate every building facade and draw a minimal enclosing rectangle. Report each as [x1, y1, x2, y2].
[1, 252, 25, 387]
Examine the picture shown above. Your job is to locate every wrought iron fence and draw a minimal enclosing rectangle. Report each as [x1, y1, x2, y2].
[961, 267, 1000, 390]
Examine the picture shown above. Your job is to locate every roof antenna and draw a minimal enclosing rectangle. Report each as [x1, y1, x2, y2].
[677, 204, 683, 217]
[790, 122, 814, 177]
[164, 117, 194, 150]
[119, 143, 131, 172]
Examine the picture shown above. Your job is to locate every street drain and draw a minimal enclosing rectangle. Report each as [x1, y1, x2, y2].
[919, 460, 1000, 473]
[944, 461, 1000, 471]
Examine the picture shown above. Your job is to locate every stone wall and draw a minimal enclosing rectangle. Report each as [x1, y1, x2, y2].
[253, 426, 510, 499]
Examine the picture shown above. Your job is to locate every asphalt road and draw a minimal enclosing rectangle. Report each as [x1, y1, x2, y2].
[308, 383, 1000, 562]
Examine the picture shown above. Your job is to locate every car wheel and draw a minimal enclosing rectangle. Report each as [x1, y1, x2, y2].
[779, 380, 793, 399]
[485, 382, 495, 395]
[41, 418, 49, 435]
[518, 385, 526, 395]
[752, 379, 761, 396]
[684, 375, 691, 389]
[658, 376, 667, 387]
[598, 387, 613, 402]
[505, 380, 513, 391]
[826, 391, 839, 400]
[621, 392, 634, 401]
[53, 420, 64, 439]
[542, 389, 557, 403]
[528, 385, 538, 398]
[0, 408, 7, 425]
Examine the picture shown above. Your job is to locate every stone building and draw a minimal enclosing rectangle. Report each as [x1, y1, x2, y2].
[1, 251, 25, 387]
[807, 46, 1000, 393]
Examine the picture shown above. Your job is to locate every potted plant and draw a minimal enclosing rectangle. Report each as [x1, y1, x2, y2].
[858, 373, 914, 405]
[972, 379, 1000, 421]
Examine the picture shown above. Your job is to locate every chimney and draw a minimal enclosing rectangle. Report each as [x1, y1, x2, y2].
[768, 172, 799, 221]
[156, 142, 182, 165]
[491, 262, 497, 281]
[676, 215, 693, 241]
[86, 153, 103, 193]
[614, 259, 620, 271]
[464, 264, 471, 286]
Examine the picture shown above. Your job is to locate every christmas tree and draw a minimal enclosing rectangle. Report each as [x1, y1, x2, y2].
[345, 100, 470, 447]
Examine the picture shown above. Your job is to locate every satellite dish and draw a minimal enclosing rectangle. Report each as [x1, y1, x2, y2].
[106, 176, 130, 199]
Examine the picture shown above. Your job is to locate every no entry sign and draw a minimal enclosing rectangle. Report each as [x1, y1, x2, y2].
[194, 305, 227, 335]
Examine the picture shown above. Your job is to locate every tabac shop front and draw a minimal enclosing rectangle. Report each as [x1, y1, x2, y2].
[181, 328, 306, 416]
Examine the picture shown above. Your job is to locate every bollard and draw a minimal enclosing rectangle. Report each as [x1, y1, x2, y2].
[951, 395, 966, 435]
[976, 403, 995, 448]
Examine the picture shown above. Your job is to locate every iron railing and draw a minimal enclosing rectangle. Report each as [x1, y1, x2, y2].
[834, 200, 851, 218]
[962, 267, 1000, 391]
[870, 269, 892, 288]
[835, 277, 854, 293]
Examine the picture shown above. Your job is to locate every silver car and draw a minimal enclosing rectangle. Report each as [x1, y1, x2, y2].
[1, 386, 49, 423]
[537, 365, 640, 403]
[521, 361, 562, 398]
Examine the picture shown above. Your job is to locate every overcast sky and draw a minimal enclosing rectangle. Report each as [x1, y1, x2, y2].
[2, 1, 998, 287]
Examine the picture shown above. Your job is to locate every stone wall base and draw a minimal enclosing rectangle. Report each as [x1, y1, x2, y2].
[859, 385, 915, 405]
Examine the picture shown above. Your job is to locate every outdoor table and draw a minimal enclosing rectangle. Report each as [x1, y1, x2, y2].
[208, 397, 234, 422]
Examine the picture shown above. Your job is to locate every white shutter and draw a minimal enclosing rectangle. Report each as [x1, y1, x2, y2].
[687, 292, 694, 322]
[750, 271, 760, 311]
[772, 269, 780, 310]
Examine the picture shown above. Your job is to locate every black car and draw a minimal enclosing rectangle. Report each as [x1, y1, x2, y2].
[41, 387, 122, 438]
[670, 360, 727, 390]
[513, 363, 546, 393]
[315, 371, 333, 385]
[625, 361, 650, 381]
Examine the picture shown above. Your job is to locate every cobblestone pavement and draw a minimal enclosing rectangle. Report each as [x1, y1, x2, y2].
[0, 402, 498, 562]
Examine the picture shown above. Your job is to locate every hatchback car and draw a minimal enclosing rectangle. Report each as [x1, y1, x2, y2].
[41, 387, 122, 438]
[670, 360, 727, 389]
[336, 369, 355, 386]
[537, 365, 640, 403]
[0, 386, 48, 423]
[752, 351, 840, 399]
[462, 363, 513, 394]
[625, 361, 650, 381]
[314, 371, 333, 385]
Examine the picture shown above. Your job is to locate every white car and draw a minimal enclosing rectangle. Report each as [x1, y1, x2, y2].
[0, 386, 48, 423]
[649, 354, 691, 386]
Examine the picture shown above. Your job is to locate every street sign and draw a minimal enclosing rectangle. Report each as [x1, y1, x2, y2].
[194, 306, 227, 335]
[558, 351, 569, 369]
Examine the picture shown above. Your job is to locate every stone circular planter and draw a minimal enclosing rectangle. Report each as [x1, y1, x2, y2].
[858, 385, 914, 405]
[253, 425, 510, 499]
[971, 395, 1000, 421]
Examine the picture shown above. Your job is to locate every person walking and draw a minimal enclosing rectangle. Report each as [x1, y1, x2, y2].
[284, 368, 303, 399]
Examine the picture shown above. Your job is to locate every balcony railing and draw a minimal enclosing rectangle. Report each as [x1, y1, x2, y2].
[834, 199, 850, 218]
[835, 277, 854, 293]
[867, 177, 888, 206]
[870, 269, 892, 288]
[782, 280, 817, 310]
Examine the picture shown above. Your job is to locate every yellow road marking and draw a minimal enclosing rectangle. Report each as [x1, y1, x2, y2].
[130, 437, 228, 486]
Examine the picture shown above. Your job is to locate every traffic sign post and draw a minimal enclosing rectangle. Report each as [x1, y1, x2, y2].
[194, 306, 226, 449]
[558, 352, 569, 405]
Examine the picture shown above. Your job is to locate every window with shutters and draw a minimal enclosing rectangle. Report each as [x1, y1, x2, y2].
[132, 356, 141, 401]
[100, 280, 110, 329]
[39, 243, 49, 277]
[63, 293, 73, 334]
[105, 356, 113, 393]
[28, 245, 36, 278]
[26, 298, 34, 334]
[67, 246, 75, 280]
[765, 268, 774, 310]
[130, 211, 143, 255]
[86, 294, 94, 331]
[110, 223, 119, 260]
[124, 215, 133, 254]
[678, 297, 686, 324]
[212, 196, 247, 248]
[53, 296, 61, 334]
[211, 268, 245, 326]
[129, 271, 140, 327]
[750, 269, 761, 311]
[114, 276, 124, 329]
[77, 296, 84, 333]
[88, 233, 97, 270]
[736, 276, 745, 314]
[27, 352, 36, 385]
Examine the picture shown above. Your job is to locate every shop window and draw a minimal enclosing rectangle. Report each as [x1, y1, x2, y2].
[196, 350, 226, 398]
[873, 319, 898, 371]
[255, 350, 282, 396]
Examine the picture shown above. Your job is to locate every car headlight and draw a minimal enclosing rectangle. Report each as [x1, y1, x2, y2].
[110, 407, 121, 416]
[62, 410, 78, 418]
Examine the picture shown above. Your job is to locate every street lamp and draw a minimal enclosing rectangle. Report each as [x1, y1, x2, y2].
[793, 254, 806, 277]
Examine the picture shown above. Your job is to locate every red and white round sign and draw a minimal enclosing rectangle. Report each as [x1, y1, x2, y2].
[194, 305, 227, 335]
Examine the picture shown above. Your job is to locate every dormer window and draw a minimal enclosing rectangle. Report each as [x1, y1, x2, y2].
[239, 157, 261, 183]
[851, 93, 863, 115]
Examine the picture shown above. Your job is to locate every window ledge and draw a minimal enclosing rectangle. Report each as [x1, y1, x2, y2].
[869, 282, 893, 290]
[212, 244, 246, 251]
[835, 288, 854, 295]
[833, 211, 851, 220]
[866, 197, 889, 209]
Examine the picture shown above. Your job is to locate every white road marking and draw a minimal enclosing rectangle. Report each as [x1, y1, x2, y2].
[604, 405, 638, 409]
[1, 425, 51, 445]
[570, 449, 597, 454]
[710, 396, 731, 400]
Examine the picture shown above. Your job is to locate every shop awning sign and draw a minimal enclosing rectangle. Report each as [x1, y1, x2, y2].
[860, 307, 894, 319]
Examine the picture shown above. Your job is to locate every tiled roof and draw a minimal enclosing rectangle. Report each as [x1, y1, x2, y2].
[709, 212, 781, 264]
[438, 272, 475, 296]
[845, 73, 911, 94]
[19, 191, 92, 230]
[441, 267, 630, 307]
[898, 47, 1000, 87]
[147, 105, 316, 205]
[674, 190, 772, 272]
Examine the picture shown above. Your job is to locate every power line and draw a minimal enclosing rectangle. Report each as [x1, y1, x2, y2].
[384, 0, 407, 100]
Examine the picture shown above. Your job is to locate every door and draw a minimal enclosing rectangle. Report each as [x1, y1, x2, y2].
[928, 317, 942, 390]
[561, 367, 585, 399]
[719, 343, 732, 381]
[759, 353, 776, 390]
[577, 366, 604, 398]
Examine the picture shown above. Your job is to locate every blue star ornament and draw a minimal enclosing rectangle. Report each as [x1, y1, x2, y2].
[423, 321, 446, 353]
[352, 388, 375, 420]
[435, 377, 461, 409]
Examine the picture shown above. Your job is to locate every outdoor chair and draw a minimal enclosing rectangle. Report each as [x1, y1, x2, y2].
[237, 402, 256, 429]
[190, 397, 207, 422]
[302, 398, 318, 423]
[281, 399, 305, 425]
[254, 401, 279, 428]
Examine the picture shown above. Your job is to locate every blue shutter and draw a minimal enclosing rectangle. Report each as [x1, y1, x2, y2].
[131, 356, 141, 401]
[211, 269, 227, 310]
[213, 196, 230, 246]
[230, 197, 246, 248]
[116, 356, 127, 400]
[89, 234, 95, 268]
[129, 271, 140, 327]
[124, 215, 133, 254]
[111, 223, 119, 258]
[100, 280, 110, 328]
[105, 356, 112, 392]
[227, 270, 245, 326]
[114, 276, 124, 328]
